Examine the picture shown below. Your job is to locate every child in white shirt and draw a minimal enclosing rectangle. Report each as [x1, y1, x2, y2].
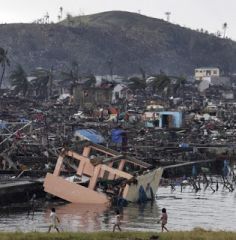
[113, 209, 122, 232]
[48, 208, 60, 233]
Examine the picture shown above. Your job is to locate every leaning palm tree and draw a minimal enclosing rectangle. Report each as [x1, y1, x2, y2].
[148, 74, 186, 98]
[30, 67, 51, 99]
[148, 73, 171, 96]
[0, 47, 10, 89]
[129, 76, 146, 93]
[10, 65, 29, 96]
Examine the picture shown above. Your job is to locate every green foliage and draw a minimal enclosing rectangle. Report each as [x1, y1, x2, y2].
[129, 76, 146, 92]
[148, 73, 171, 96]
[0, 231, 235, 240]
[147, 73, 186, 97]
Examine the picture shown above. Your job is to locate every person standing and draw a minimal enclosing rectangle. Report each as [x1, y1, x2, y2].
[158, 208, 169, 232]
[113, 209, 122, 232]
[48, 208, 60, 233]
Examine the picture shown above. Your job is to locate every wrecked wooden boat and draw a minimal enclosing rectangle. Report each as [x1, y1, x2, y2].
[44, 143, 163, 204]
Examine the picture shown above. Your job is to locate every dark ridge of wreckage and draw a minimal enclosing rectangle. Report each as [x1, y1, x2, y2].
[0, 94, 236, 205]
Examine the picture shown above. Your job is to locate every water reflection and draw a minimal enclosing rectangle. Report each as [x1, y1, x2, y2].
[0, 186, 235, 232]
[47, 203, 108, 232]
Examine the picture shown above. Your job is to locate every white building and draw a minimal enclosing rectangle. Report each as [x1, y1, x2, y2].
[112, 84, 131, 103]
[195, 67, 220, 80]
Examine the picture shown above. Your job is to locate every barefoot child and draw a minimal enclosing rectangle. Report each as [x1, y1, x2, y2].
[158, 208, 169, 232]
[113, 209, 122, 232]
[48, 208, 60, 233]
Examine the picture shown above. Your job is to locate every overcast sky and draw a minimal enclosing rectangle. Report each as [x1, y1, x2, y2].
[0, 0, 235, 39]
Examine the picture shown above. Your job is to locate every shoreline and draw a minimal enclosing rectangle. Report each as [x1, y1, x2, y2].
[0, 230, 236, 240]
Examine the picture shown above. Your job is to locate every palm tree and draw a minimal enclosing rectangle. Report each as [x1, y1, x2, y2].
[59, 6, 63, 19]
[44, 12, 49, 24]
[0, 47, 10, 89]
[66, 13, 74, 25]
[148, 73, 186, 98]
[168, 75, 186, 96]
[129, 76, 146, 93]
[148, 73, 171, 96]
[30, 68, 51, 99]
[223, 22, 228, 38]
[10, 65, 29, 96]
[83, 74, 96, 88]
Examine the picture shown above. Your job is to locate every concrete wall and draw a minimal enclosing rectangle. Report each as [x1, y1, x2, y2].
[211, 76, 231, 87]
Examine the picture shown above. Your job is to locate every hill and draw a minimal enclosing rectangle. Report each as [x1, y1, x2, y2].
[0, 11, 236, 76]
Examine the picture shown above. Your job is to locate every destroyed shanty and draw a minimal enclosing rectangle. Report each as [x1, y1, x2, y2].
[1, 68, 236, 205]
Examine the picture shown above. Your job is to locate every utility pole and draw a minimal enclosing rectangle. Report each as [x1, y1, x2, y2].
[165, 12, 171, 22]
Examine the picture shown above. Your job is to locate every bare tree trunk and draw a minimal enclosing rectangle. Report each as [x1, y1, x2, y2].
[49, 67, 53, 98]
[0, 64, 5, 89]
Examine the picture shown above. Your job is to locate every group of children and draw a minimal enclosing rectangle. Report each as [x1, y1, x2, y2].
[48, 207, 169, 233]
[113, 208, 168, 232]
[112, 208, 169, 232]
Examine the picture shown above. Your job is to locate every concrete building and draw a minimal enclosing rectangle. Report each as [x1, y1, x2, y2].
[195, 67, 220, 80]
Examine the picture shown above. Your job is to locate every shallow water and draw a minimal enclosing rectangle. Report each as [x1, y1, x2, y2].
[0, 185, 236, 232]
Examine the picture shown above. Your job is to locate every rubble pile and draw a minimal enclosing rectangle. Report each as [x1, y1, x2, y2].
[1, 72, 236, 179]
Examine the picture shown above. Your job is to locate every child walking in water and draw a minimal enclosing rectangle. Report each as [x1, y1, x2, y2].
[113, 209, 122, 232]
[48, 208, 60, 233]
[158, 208, 169, 232]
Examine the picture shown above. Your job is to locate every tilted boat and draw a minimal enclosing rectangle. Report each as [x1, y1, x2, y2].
[44, 143, 163, 204]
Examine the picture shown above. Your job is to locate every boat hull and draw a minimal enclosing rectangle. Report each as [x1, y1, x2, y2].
[44, 173, 109, 204]
[44, 168, 163, 204]
[124, 168, 163, 202]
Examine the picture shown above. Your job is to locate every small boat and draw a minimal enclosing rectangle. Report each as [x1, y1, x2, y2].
[44, 143, 163, 204]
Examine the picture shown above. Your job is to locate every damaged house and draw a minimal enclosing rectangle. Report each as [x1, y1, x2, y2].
[73, 81, 114, 108]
